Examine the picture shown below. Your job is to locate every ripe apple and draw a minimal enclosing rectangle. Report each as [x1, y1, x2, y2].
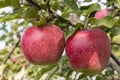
[66, 29, 111, 75]
[21, 25, 65, 65]
[94, 8, 110, 19]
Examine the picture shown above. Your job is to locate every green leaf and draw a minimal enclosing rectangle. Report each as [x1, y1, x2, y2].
[0, 0, 11, 8]
[78, 74, 88, 79]
[0, 14, 21, 22]
[23, 7, 38, 19]
[85, 3, 101, 16]
[84, 0, 92, 2]
[115, 19, 120, 26]
[45, 66, 58, 80]
[88, 17, 97, 28]
[0, 64, 8, 75]
[34, 64, 57, 80]
[54, 17, 70, 29]
[0, 9, 22, 22]
[0, 9, 23, 22]
[0, 35, 6, 41]
[96, 16, 118, 28]
[79, 6, 89, 15]
[66, 70, 73, 80]
[62, 0, 80, 14]
[10, 0, 20, 8]
[88, 17, 97, 24]
[75, 23, 84, 29]
[117, 0, 120, 8]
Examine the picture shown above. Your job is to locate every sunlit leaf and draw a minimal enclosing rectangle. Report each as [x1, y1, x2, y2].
[62, 0, 80, 14]
[0, 0, 11, 8]
[84, 0, 92, 2]
[23, 7, 39, 19]
[116, 0, 120, 8]
[0, 10, 22, 22]
[10, 0, 20, 8]
[66, 70, 73, 80]
[85, 3, 101, 16]
[96, 16, 118, 28]
[45, 66, 58, 80]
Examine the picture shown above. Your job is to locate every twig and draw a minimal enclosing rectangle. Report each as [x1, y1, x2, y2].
[46, 0, 74, 26]
[26, 0, 41, 10]
[111, 42, 120, 46]
[2, 39, 20, 64]
[111, 53, 120, 66]
[25, 0, 74, 26]
[46, 0, 51, 12]
[83, 14, 89, 29]
[109, 57, 120, 73]
[50, 9, 75, 26]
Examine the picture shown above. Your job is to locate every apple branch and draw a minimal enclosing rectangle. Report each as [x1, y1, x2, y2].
[26, 0, 41, 10]
[111, 53, 120, 66]
[83, 14, 90, 29]
[25, 0, 74, 27]
[46, 0, 74, 26]
[2, 39, 20, 64]
[111, 42, 120, 69]
[46, 0, 51, 12]
[111, 42, 120, 46]
[109, 53, 120, 73]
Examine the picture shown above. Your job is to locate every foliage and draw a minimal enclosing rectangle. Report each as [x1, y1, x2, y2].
[0, 0, 120, 80]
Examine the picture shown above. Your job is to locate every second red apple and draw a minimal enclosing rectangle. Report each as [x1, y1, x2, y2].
[66, 29, 111, 75]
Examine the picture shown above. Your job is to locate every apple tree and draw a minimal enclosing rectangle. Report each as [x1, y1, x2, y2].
[0, 0, 120, 80]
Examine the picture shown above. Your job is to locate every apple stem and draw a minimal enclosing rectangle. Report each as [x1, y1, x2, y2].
[83, 14, 90, 29]
[2, 38, 20, 64]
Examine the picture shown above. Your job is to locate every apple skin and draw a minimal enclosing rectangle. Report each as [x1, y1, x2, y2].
[21, 25, 65, 65]
[94, 8, 110, 19]
[66, 29, 111, 75]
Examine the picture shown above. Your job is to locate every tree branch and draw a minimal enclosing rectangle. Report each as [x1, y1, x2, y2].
[2, 39, 20, 64]
[109, 57, 120, 73]
[111, 42, 120, 46]
[46, 0, 51, 12]
[111, 53, 120, 66]
[26, 0, 41, 10]
[108, 52, 120, 73]
[25, 0, 74, 27]
[48, 9, 75, 26]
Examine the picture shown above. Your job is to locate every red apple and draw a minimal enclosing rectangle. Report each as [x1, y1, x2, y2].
[66, 29, 111, 75]
[94, 8, 110, 19]
[21, 25, 65, 65]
